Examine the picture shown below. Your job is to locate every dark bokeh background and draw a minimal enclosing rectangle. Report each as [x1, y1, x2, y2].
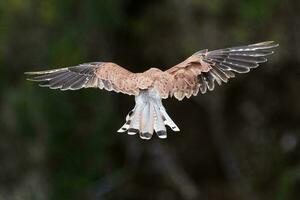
[1, 0, 300, 199]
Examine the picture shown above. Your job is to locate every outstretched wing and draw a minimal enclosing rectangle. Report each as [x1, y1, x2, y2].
[166, 41, 279, 100]
[25, 62, 138, 95]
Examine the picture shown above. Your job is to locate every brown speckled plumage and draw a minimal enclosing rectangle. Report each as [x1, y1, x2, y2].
[25, 41, 278, 139]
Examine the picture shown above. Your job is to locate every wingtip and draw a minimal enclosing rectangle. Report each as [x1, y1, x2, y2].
[24, 68, 67, 75]
[26, 78, 37, 81]
[24, 70, 49, 75]
[250, 41, 279, 48]
[267, 41, 279, 48]
[24, 71, 38, 75]
[24, 71, 47, 75]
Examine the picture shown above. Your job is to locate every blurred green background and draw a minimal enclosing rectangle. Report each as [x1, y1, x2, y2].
[0, 0, 299, 199]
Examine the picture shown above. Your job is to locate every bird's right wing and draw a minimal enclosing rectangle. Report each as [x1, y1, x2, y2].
[25, 62, 139, 95]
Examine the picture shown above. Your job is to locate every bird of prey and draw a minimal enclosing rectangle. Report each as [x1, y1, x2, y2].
[25, 41, 278, 140]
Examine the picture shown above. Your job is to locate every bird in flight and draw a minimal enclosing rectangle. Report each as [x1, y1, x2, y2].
[25, 41, 278, 140]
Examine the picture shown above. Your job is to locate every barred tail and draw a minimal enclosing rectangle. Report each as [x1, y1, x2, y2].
[117, 90, 179, 139]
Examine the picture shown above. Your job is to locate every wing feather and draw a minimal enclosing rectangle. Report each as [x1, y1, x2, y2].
[25, 62, 138, 95]
[166, 41, 278, 100]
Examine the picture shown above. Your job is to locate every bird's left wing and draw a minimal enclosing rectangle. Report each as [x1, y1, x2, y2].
[25, 62, 138, 95]
[165, 41, 279, 100]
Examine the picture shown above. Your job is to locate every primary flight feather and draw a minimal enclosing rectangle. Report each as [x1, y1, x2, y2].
[25, 41, 278, 139]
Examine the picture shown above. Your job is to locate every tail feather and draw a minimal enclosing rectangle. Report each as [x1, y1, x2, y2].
[147, 104, 155, 135]
[117, 120, 130, 133]
[152, 103, 167, 139]
[128, 104, 144, 135]
[117, 109, 134, 133]
[140, 103, 153, 139]
[160, 107, 180, 132]
[118, 89, 179, 139]
[126, 109, 134, 121]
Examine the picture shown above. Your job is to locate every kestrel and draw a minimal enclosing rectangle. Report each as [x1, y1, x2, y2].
[25, 41, 278, 139]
